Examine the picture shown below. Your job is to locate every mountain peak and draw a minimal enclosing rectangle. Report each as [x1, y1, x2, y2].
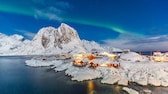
[60, 23, 69, 27]
[23, 23, 85, 54]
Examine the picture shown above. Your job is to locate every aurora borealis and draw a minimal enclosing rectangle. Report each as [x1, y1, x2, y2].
[1, 0, 168, 51]
[0, 1, 139, 35]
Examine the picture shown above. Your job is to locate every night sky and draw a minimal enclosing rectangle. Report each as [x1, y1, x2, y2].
[1, 0, 168, 51]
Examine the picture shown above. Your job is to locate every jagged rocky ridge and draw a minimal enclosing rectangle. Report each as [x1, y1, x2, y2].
[34, 23, 81, 49]
[0, 23, 121, 55]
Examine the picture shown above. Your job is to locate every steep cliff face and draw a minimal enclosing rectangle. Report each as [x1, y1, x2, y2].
[17, 23, 85, 55]
[32, 23, 81, 49]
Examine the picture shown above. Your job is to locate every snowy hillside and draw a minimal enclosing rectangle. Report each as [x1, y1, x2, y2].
[82, 40, 105, 52]
[0, 23, 121, 55]
[0, 33, 30, 55]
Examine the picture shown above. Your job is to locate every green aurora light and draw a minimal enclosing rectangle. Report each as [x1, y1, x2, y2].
[0, 4, 143, 37]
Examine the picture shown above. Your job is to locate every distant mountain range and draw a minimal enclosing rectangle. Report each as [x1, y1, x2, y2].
[0, 23, 121, 55]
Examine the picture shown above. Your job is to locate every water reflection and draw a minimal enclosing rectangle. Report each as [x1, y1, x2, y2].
[87, 81, 95, 94]
[152, 87, 168, 94]
[114, 85, 122, 93]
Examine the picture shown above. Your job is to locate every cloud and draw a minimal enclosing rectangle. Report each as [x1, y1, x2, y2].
[15, 29, 36, 39]
[33, 8, 63, 21]
[102, 34, 168, 51]
[31, 0, 72, 21]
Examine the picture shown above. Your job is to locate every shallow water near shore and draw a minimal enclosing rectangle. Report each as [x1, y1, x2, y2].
[0, 56, 168, 94]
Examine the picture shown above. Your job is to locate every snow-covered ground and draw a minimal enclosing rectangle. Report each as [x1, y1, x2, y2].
[25, 51, 168, 88]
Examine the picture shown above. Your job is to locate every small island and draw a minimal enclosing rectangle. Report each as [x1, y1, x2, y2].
[26, 50, 168, 87]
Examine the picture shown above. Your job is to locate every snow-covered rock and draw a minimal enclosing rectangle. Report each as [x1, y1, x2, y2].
[122, 87, 139, 94]
[118, 78, 128, 86]
[32, 23, 81, 49]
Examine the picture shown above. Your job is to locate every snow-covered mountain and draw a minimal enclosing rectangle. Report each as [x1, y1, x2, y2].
[15, 23, 86, 55]
[0, 23, 121, 55]
[0, 33, 30, 54]
[82, 40, 105, 52]
[33, 23, 81, 49]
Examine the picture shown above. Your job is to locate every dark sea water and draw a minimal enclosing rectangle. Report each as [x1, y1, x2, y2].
[0, 56, 168, 94]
